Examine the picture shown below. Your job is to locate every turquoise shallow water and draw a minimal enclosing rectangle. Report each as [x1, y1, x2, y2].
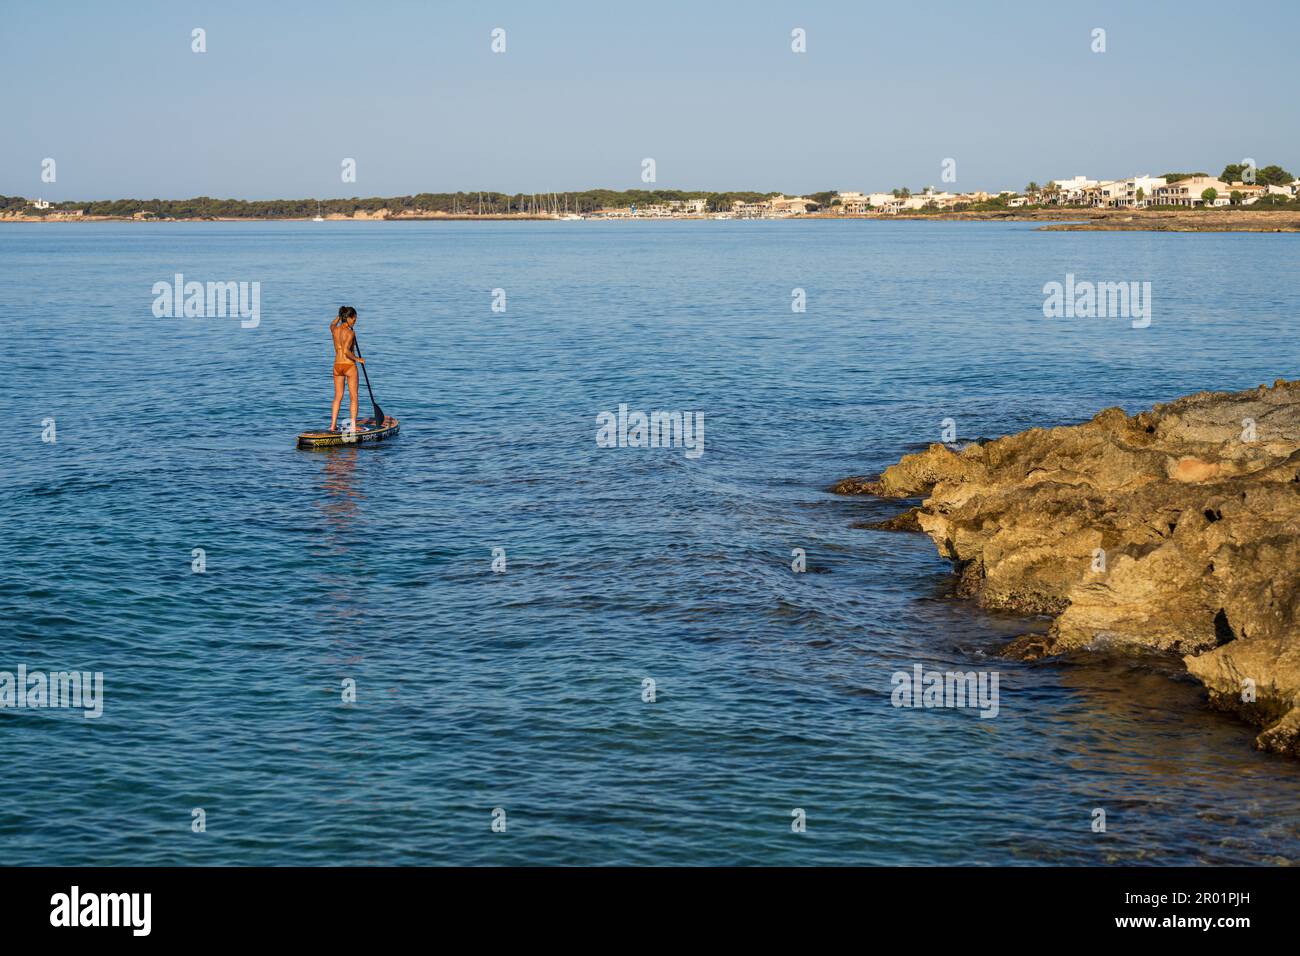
[2, 219, 1298, 865]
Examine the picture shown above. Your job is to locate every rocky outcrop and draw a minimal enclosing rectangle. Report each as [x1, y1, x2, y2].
[834, 379, 1300, 756]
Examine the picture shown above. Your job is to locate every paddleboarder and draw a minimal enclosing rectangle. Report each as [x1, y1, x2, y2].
[328, 306, 365, 432]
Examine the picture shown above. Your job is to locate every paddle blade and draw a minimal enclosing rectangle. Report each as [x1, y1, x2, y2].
[373, 404, 385, 426]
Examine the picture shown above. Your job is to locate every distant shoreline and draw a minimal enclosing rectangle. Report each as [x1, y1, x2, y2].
[3, 207, 1298, 232]
[0, 213, 557, 224]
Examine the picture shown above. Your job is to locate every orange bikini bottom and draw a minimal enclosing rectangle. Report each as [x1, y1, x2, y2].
[334, 361, 356, 377]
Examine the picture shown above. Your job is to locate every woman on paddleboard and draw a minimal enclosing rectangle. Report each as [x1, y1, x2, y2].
[329, 306, 365, 432]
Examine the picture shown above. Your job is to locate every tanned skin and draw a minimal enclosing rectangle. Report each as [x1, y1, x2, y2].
[328, 313, 365, 431]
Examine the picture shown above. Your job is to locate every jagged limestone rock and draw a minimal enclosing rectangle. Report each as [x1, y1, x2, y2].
[837, 380, 1300, 756]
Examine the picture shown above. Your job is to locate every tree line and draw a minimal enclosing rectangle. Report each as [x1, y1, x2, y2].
[1, 189, 793, 218]
[4, 162, 1294, 218]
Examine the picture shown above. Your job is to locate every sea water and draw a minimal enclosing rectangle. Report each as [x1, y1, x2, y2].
[2, 219, 1297, 864]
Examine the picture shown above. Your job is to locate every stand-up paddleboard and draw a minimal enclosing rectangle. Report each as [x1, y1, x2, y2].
[297, 416, 399, 448]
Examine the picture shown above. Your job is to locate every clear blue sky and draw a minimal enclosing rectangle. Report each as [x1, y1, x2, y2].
[3, 0, 1297, 200]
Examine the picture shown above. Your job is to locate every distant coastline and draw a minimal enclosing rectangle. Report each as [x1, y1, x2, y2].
[7, 166, 1300, 231]
[893, 207, 1300, 232]
[4, 207, 1298, 232]
[7, 167, 1300, 231]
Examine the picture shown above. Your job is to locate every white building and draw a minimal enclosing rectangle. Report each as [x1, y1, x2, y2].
[1085, 181, 1125, 206]
[1152, 176, 1228, 207]
[835, 191, 872, 214]
[1119, 175, 1167, 207]
[1048, 176, 1098, 203]
[898, 188, 959, 210]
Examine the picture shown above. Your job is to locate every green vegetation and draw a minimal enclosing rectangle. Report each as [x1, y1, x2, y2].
[0, 189, 817, 219]
[954, 195, 1012, 212]
[2, 167, 1293, 221]
[1243, 194, 1300, 209]
[1201, 187, 1218, 205]
[702, 191, 776, 212]
[1220, 162, 1294, 186]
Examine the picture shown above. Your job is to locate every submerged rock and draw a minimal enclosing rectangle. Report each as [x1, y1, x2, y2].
[851, 507, 925, 532]
[837, 379, 1300, 756]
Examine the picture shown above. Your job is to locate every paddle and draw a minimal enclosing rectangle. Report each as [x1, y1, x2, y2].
[348, 331, 385, 429]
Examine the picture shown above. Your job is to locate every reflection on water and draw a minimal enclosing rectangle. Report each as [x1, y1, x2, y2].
[315, 446, 363, 545]
[309, 447, 369, 634]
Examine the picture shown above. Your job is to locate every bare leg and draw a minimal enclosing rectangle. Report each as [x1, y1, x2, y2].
[330, 373, 344, 430]
[348, 368, 360, 426]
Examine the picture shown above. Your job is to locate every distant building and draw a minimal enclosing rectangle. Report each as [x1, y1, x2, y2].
[1079, 176, 1168, 208]
[622, 200, 711, 218]
[833, 191, 907, 214]
[1152, 176, 1228, 207]
[1084, 181, 1125, 207]
[1224, 183, 1266, 204]
[29, 198, 50, 210]
[1047, 176, 1097, 204]
[834, 191, 872, 214]
[1116, 175, 1167, 207]
[731, 199, 767, 219]
[766, 195, 819, 215]
[899, 188, 958, 210]
[728, 195, 820, 218]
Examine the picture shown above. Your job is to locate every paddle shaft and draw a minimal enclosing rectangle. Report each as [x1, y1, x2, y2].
[349, 332, 385, 426]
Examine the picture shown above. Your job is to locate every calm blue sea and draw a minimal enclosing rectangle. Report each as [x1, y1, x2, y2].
[3, 220, 1298, 865]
